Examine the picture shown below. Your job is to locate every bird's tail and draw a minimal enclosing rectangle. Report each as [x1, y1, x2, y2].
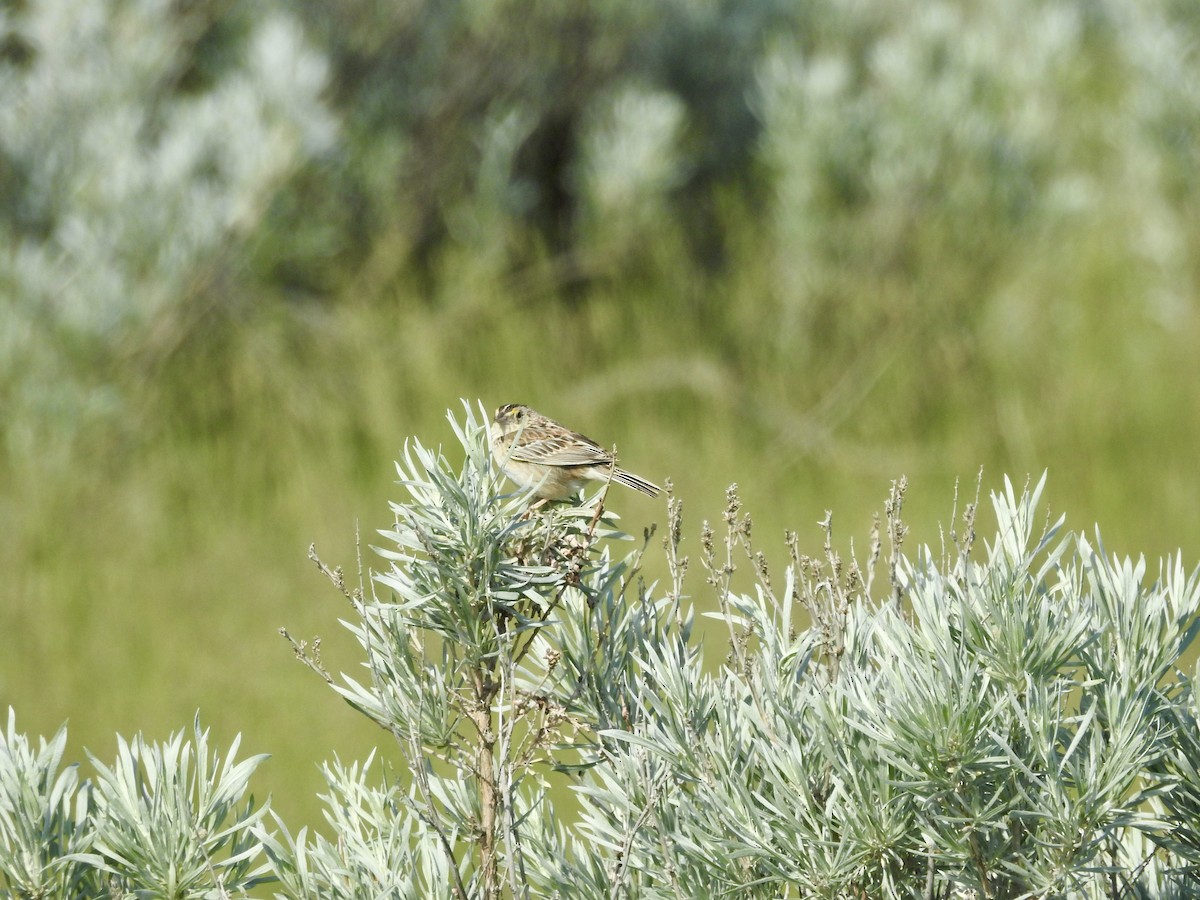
[612, 468, 661, 497]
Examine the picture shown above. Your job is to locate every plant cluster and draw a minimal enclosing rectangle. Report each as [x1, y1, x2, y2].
[5, 404, 1200, 897]
[4, 0, 1200, 466]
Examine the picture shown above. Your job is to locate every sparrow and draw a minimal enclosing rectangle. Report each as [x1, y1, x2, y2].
[490, 403, 661, 501]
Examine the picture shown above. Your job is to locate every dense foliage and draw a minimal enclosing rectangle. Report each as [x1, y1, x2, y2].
[4, 406, 1200, 897]
[3, 0, 1199, 456]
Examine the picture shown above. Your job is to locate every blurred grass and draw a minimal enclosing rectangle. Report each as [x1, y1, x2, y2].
[4, 214, 1200, 830]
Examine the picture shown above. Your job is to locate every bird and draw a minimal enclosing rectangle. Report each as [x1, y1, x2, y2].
[490, 403, 661, 501]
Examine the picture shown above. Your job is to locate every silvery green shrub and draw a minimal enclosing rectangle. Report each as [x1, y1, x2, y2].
[270, 404, 1200, 898]
[5, 404, 1200, 897]
[0, 0, 334, 463]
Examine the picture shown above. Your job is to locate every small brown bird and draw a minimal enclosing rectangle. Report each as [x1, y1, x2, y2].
[490, 403, 661, 501]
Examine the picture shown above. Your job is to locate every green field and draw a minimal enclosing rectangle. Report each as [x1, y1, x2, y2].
[7, 279, 1200, 830]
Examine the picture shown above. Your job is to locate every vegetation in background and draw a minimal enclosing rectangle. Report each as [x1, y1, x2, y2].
[3, 0, 1200, 832]
[5, 408, 1200, 897]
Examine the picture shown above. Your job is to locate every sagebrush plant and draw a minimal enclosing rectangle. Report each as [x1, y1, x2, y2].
[270, 402, 1200, 899]
[0, 0, 334, 467]
[0, 713, 270, 898]
[5, 403, 1200, 898]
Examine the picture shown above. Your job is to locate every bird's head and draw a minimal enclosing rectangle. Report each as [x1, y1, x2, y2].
[493, 403, 532, 436]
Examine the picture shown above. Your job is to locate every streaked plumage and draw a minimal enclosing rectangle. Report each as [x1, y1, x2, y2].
[490, 403, 660, 501]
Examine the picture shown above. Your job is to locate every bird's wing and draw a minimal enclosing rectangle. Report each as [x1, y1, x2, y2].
[508, 431, 612, 466]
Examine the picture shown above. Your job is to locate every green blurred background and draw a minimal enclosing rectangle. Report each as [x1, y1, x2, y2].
[3, 0, 1199, 830]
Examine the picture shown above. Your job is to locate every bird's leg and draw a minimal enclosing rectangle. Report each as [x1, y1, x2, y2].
[520, 496, 552, 519]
